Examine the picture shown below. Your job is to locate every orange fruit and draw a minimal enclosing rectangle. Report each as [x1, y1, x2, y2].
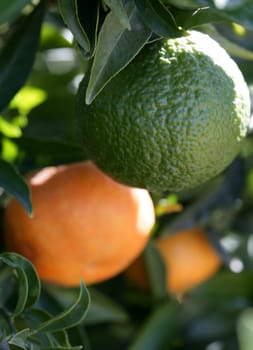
[78, 30, 250, 193]
[126, 227, 221, 294]
[3, 161, 155, 286]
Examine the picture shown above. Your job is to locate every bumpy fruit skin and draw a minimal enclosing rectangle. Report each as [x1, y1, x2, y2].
[3, 161, 155, 286]
[77, 30, 251, 193]
[125, 227, 221, 294]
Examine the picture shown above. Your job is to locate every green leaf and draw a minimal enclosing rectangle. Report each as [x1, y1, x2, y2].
[76, 0, 100, 58]
[85, 1, 152, 104]
[8, 329, 31, 349]
[134, 0, 180, 37]
[23, 94, 78, 143]
[172, 2, 253, 30]
[58, 0, 90, 52]
[0, 253, 41, 316]
[21, 308, 75, 348]
[237, 308, 253, 350]
[0, 159, 32, 215]
[103, 0, 131, 29]
[85, 288, 129, 324]
[171, 7, 224, 29]
[142, 242, 168, 299]
[189, 271, 253, 299]
[14, 136, 85, 168]
[203, 25, 253, 60]
[43, 283, 128, 325]
[31, 282, 90, 334]
[128, 300, 180, 350]
[0, 0, 31, 25]
[0, 1, 45, 113]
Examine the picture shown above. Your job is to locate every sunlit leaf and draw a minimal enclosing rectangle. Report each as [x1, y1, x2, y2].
[0, 117, 22, 138]
[85, 1, 152, 104]
[10, 86, 47, 115]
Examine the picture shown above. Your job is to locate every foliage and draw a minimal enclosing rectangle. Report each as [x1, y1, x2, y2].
[0, 252, 90, 349]
[0, 0, 253, 349]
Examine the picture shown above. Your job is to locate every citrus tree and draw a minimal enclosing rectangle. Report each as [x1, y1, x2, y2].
[0, 0, 253, 349]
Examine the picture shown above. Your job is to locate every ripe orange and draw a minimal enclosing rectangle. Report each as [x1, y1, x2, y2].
[125, 227, 221, 294]
[3, 161, 155, 286]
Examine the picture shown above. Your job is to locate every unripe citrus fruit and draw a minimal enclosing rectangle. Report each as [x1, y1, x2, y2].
[3, 161, 155, 286]
[126, 227, 221, 294]
[77, 30, 250, 192]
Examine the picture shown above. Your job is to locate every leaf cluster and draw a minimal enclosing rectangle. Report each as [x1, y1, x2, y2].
[57, 0, 253, 104]
[0, 252, 90, 350]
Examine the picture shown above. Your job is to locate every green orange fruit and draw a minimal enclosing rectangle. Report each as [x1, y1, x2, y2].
[77, 30, 250, 193]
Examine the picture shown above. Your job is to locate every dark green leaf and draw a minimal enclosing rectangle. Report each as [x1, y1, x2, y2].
[129, 300, 180, 350]
[58, 0, 90, 52]
[76, 0, 100, 58]
[0, 1, 45, 113]
[142, 242, 168, 299]
[21, 308, 74, 348]
[0, 0, 31, 25]
[0, 253, 41, 316]
[172, 2, 253, 30]
[14, 136, 85, 169]
[134, 0, 180, 37]
[0, 159, 32, 215]
[171, 7, 225, 29]
[103, 0, 131, 29]
[31, 282, 90, 333]
[85, 1, 152, 104]
[189, 271, 253, 299]
[43, 283, 128, 325]
[85, 288, 129, 324]
[23, 94, 79, 143]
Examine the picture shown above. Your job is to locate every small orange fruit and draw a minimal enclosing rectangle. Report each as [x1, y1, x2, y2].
[3, 161, 155, 286]
[126, 227, 221, 294]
